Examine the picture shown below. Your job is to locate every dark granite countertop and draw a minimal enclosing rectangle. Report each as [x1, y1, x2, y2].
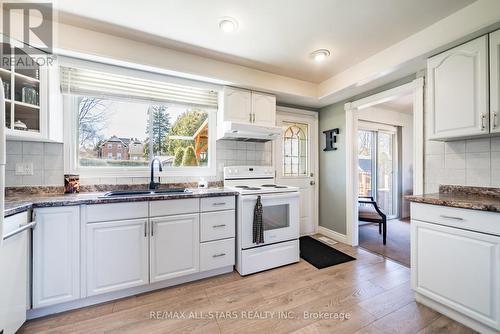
[4, 188, 238, 217]
[406, 185, 500, 212]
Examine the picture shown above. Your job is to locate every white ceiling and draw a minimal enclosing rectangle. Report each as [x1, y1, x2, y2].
[54, 0, 475, 83]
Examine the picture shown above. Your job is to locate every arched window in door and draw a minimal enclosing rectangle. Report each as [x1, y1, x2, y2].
[283, 122, 308, 176]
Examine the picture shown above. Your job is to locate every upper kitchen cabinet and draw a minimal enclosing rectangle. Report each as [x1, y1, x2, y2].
[1, 37, 61, 142]
[427, 35, 489, 140]
[219, 87, 252, 123]
[491, 29, 500, 134]
[218, 86, 277, 127]
[251, 91, 276, 126]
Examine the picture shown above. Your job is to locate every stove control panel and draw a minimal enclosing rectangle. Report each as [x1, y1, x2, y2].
[224, 166, 274, 179]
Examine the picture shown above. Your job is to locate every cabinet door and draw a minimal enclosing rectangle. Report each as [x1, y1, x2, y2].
[33, 207, 80, 308]
[491, 29, 500, 134]
[150, 214, 199, 282]
[251, 92, 276, 126]
[86, 219, 148, 296]
[412, 220, 500, 330]
[222, 87, 252, 123]
[427, 36, 489, 140]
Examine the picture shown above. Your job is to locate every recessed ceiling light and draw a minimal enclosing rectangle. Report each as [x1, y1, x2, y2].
[311, 49, 331, 62]
[219, 17, 238, 33]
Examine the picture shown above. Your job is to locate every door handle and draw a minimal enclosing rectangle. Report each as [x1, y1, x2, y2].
[249, 113, 252, 122]
[252, 114, 256, 123]
[493, 112, 498, 129]
[3, 221, 36, 241]
[480, 113, 486, 131]
[144, 221, 148, 237]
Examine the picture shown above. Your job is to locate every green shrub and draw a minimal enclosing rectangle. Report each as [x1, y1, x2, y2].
[181, 146, 198, 166]
[173, 147, 184, 167]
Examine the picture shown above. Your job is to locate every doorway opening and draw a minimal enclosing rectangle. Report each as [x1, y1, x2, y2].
[345, 78, 424, 267]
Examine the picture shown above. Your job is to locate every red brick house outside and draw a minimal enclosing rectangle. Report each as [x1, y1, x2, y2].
[99, 136, 144, 160]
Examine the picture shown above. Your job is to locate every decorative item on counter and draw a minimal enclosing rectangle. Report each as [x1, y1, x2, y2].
[2, 81, 9, 99]
[64, 174, 80, 194]
[21, 84, 38, 106]
[198, 178, 208, 189]
[13, 120, 27, 131]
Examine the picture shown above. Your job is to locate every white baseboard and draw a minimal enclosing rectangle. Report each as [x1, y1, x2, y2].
[317, 226, 348, 244]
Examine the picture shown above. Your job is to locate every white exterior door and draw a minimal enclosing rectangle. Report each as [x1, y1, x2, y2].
[275, 109, 318, 235]
[33, 207, 80, 308]
[86, 219, 149, 296]
[490, 29, 500, 134]
[252, 92, 276, 126]
[221, 87, 252, 123]
[412, 220, 500, 330]
[427, 35, 489, 140]
[150, 214, 199, 282]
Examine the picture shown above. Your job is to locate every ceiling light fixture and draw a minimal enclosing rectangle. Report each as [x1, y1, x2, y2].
[219, 17, 238, 33]
[311, 49, 331, 62]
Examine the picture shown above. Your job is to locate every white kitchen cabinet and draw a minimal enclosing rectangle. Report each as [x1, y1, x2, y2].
[150, 214, 199, 282]
[411, 203, 500, 332]
[490, 29, 500, 134]
[218, 87, 277, 127]
[220, 87, 252, 123]
[33, 206, 80, 308]
[86, 219, 149, 296]
[251, 92, 276, 126]
[427, 35, 489, 140]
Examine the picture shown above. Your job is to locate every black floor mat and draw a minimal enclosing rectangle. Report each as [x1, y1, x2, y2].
[299, 236, 356, 269]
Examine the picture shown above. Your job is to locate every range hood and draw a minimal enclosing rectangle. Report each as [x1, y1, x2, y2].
[217, 121, 282, 142]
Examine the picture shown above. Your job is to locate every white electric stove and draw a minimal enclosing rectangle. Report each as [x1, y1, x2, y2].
[224, 166, 300, 275]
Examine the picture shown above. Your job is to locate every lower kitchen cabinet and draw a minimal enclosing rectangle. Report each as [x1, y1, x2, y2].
[411, 204, 500, 332]
[150, 213, 200, 282]
[33, 206, 80, 308]
[86, 219, 149, 296]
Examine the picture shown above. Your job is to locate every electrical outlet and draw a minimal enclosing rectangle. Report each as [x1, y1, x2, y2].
[15, 162, 34, 176]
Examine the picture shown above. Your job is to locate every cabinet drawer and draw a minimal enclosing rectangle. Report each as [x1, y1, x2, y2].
[86, 202, 148, 223]
[411, 202, 500, 236]
[201, 196, 235, 212]
[200, 238, 235, 272]
[150, 199, 199, 217]
[200, 210, 235, 242]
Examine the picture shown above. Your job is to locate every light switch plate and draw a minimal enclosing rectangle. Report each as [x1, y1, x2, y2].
[15, 162, 34, 176]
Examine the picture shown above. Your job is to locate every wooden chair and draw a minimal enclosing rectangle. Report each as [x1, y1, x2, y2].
[358, 196, 387, 245]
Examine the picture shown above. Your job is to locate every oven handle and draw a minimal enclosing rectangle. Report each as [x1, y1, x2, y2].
[241, 192, 299, 201]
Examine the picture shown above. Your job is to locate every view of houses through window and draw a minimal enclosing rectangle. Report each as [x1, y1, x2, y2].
[77, 96, 210, 168]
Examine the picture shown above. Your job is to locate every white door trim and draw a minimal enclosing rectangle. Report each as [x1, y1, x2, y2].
[275, 106, 319, 234]
[344, 77, 424, 246]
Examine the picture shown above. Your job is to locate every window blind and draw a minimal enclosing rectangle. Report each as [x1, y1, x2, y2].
[60, 66, 218, 107]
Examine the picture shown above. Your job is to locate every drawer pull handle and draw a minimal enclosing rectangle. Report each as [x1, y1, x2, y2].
[440, 215, 464, 221]
[213, 202, 226, 206]
[213, 253, 226, 258]
[213, 224, 226, 228]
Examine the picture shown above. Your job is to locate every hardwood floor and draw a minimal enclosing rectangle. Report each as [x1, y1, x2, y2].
[19, 240, 475, 334]
[359, 218, 411, 267]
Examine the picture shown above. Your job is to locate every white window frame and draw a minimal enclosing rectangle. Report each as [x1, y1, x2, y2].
[62, 59, 218, 178]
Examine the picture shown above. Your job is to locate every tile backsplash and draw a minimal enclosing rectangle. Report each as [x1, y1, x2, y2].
[424, 137, 500, 193]
[6, 141, 64, 186]
[5, 140, 273, 187]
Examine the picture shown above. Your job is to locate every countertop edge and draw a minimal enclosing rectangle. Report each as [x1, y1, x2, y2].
[406, 195, 500, 213]
[4, 190, 239, 218]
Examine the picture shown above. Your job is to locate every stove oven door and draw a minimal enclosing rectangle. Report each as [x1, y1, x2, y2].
[240, 192, 299, 249]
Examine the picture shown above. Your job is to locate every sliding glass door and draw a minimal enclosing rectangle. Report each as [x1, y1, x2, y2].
[358, 124, 398, 218]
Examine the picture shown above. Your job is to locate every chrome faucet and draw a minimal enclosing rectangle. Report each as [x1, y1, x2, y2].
[149, 158, 163, 190]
